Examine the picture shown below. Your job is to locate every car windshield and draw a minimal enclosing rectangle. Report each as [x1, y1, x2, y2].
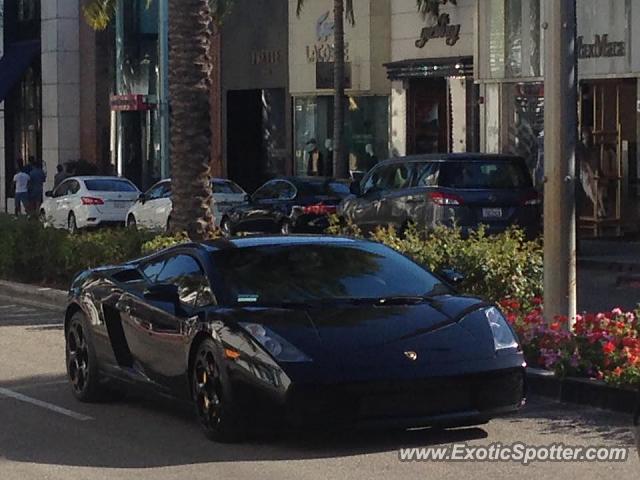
[213, 243, 450, 306]
[84, 179, 138, 192]
[438, 160, 532, 189]
[212, 180, 244, 194]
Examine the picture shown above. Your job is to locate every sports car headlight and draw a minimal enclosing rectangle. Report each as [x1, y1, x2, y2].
[239, 323, 312, 363]
[485, 307, 519, 351]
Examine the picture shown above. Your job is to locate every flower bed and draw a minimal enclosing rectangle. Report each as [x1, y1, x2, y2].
[501, 299, 640, 388]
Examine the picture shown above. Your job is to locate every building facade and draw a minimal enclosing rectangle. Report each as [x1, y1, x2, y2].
[289, 0, 391, 176]
[476, 0, 640, 236]
[111, 0, 290, 192]
[0, 0, 108, 212]
[387, 0, 478, 157]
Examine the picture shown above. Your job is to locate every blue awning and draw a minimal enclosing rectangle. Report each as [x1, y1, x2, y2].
[0, 40, 40, 103]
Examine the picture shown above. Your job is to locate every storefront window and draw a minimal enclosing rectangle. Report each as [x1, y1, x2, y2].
[479, 0, 542, 80]
[294, 96, 389, 177]
[504, 83, 545, 188]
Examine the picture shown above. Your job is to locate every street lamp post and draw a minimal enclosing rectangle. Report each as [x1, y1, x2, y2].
[543, 0, 578, 327]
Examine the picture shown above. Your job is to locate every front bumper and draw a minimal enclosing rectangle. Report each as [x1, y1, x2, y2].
[230, 365, 525, 431]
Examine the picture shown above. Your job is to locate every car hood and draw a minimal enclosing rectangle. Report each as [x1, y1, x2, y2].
[231, 296, 497, 381]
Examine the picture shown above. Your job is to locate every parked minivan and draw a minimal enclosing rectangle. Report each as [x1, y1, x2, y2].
[339, 154, 541, 238]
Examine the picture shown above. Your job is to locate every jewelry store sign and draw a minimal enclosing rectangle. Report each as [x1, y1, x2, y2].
[577, 34, 625, 59]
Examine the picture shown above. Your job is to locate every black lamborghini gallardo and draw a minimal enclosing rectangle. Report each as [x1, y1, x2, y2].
[64, 236, 526, 442]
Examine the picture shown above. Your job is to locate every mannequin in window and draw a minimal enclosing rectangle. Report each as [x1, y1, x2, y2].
[305, 140, 324, 177]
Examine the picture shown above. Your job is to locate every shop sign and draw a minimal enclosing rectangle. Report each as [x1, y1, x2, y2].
[110, 94, 155, 112]
[416, 13, 461, 48]
[577, 34, 625, 59]
[305, 11, 350, 63]
[251, 49, 283, 65]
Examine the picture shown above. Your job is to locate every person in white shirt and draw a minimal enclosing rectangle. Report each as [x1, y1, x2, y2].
[12, 167, 30, 215]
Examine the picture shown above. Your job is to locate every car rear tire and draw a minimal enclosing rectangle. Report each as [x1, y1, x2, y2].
[68, 212, 78, 234]
[220, 218, 233, 238]
[66, 311, 106, 402]
[127, 214, 137, 230]
[192, 339, 246, 443]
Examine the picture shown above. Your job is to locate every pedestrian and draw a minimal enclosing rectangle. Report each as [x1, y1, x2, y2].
[12, 166, 30, 215]
[53, 164, 67, 188]
[28, 160, 47, 215]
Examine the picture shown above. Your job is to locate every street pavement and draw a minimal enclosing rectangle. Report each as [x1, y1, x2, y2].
[0, 295, 638, 480]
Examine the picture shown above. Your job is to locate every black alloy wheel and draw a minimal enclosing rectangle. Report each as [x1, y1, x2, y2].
[66, 312, 104, 402]
[192, 339, 244, 442]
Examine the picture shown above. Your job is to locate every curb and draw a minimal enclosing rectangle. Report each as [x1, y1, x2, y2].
[0, 279, 67, 309]
[527, 368, 639, 414]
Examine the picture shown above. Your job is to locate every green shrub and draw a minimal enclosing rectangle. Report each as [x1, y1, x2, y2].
[328, 216, 543, 304]
[0, 214, 191, 287]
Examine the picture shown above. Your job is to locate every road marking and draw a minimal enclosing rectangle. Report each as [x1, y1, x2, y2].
[0, 387, 93, 421]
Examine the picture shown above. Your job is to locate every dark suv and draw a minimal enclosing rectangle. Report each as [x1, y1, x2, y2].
[340, 154, 541, 238]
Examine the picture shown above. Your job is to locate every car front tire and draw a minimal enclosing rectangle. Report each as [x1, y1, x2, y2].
[68, 212, 78, 234]
[127, 214, 137, 230]
[192, 339, 246, 443]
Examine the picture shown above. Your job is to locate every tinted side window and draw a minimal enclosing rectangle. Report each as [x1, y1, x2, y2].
[146, 182, 170, 200]
[415, 163, 440, 187]
[154, 255, 215, 308]
[54, 181, 71, 197]
[273, 181, 297, 200]
[252, 182, 278, 201]
[67, 181, 80, 195]
[141, 258, 166, 283]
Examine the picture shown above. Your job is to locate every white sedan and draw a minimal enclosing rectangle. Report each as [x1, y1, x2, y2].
[125, 178, 248, 231]
[41, 176, 140, 232]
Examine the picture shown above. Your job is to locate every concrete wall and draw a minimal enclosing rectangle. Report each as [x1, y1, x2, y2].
[391, 0, 475, 62]
[41, 1, 81, 190]
[288, 0, 391, 96]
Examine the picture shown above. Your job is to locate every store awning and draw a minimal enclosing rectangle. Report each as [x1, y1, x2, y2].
[385, 56, 473, 80]
[0, 40, 41, 102]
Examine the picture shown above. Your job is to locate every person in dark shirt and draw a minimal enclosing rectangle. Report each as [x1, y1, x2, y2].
[54, 164, 67, 188]
[28, 160, 47, 214]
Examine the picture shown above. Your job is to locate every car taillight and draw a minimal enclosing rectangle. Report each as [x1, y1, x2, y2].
[523, 192, 542, 206]
[81, 197, 104, 206]
[301, 203, 337, 215]
[428, 192, 463, 206]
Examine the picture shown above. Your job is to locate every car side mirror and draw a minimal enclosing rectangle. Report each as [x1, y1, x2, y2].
[138, 193, 146, 203]
[45, 191, 53, 198]
[144, 284, 180, 306]
[349, 181, 362, 197]
[439, 268, 465, 286]
[244, 193, 251, 203]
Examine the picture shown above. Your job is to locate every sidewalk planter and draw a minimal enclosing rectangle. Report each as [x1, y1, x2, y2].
[527, 368, 639, 414]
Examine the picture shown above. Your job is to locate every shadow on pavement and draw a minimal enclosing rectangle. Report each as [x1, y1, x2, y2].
[508, 396, 636, 446]
[0, 374, 488, 468]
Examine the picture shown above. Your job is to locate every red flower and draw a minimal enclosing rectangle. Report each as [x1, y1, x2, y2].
[602, 341, 616, 355]
[549, 322, 561, 332]
[613, 367, 624, 377]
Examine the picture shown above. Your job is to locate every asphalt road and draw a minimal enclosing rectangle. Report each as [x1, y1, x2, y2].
[0, 295, 638, 480]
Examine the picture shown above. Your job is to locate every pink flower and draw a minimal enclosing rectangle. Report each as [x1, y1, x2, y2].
[612, 308, 623, 317]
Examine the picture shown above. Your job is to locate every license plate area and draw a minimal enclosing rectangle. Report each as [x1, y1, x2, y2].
[482, 208, 503, 219]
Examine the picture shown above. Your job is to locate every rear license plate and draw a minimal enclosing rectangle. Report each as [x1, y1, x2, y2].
[482, 208, 503, 219]
[111, 202, 128, 209]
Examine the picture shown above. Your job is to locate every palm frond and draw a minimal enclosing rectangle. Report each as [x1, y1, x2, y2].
[210, 0, 234, 25]
[416, 0, 457, 19]
[296, 0, 355, 25]
[82, 0, 118, 31]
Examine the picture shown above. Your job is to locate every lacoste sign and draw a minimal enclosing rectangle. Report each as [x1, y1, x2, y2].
[577, 34, 625, 59]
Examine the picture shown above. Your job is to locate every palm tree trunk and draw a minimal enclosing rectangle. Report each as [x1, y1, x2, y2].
[168, 0, 215, 240]
[333, 0, 348, 179]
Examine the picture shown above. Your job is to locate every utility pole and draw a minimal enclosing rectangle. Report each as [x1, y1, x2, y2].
[543, 0, 578, 327]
